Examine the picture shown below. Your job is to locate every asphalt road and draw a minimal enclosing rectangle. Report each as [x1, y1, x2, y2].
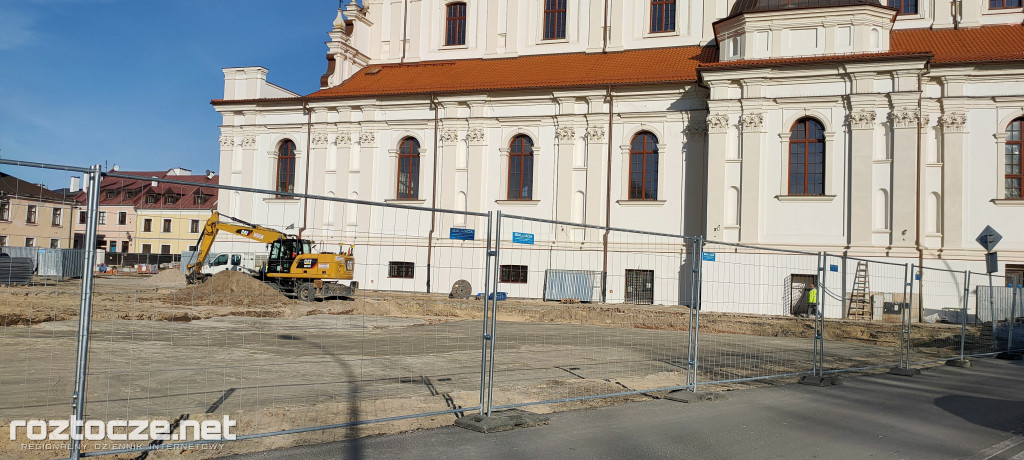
[228, 358, 1024, 460]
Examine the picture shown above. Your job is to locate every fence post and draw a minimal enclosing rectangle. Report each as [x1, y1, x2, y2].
[961, 271, 971, 360]
[70, 165, 102, 460]
[477, 212, 494, 415]
[899, 264, 910, 368]
[906, 265, 916, 367]
[1011, 286, 1020, 353]
[688, 237, 704, 392]
[485, 211, 502, 416]
[988, 273, 996, 352]
[814, 253, 825, 376]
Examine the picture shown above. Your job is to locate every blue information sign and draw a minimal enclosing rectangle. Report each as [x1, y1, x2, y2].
[449, 228, 475, 241]
[702, 252, 716, 262]
[830, 264, 839, 272]
[512, 232, 535, 245]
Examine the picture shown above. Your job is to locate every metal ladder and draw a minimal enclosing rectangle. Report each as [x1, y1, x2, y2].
[848, 261, 872, 319]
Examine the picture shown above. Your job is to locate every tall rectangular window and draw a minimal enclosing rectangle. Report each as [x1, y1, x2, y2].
[142, 243, 152, 253]
[79, 210, 87, 224]
[143, 218, 153, 232]
[650, 0, 676, 33]
[277, 140, 297, 194]
[160, 244, 171, 255]
[190, 219, 200, 233]
[445, 2, 467, 46]
[26, 205, 37, 224]
[52, 208, 62, 226]
[98, 211, 106, 225]
[162, 219, 172, 233]
[118, 211, 127, 225]
[543, 0, 567, 40]
[0, 200, 9, 221]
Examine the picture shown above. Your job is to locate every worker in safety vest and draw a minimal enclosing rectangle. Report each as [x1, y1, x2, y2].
[807, 282, 818, 316]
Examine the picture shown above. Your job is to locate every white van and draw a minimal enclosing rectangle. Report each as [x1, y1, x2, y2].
[201, 252, 261, 278]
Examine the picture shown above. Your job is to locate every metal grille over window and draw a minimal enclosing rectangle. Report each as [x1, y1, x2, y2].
[388, 261, 415, 279]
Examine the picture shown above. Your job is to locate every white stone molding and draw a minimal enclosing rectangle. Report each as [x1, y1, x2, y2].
[939, 111, 967, 132]
[585, 126, 606, 142]
[739, 113, 764, 131]
[359, 131, 375, 145]
[335, 132, 352, 146]
[466, 128, 486, 145]
[707, 114, 730, 133]
[219, 136, 235, 148]
[555, 126, 576, 143]
[849, 110, 877, 130]
[311, 131, 330, 147]
[240, 136, 257, 149]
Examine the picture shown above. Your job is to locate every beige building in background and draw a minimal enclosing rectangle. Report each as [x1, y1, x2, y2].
[0, 172, 75, 249]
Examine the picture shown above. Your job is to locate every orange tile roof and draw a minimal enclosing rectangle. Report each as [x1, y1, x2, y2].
[304, 45, 717, 100]
[891, 24, 1024, 65]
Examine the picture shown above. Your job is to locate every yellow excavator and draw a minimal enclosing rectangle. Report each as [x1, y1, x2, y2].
[186, 211, 357, 301]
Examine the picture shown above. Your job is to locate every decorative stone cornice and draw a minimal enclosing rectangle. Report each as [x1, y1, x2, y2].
[585, 126, 606, 142]
[335, 132, 351, 146]
[311, 131, 330, 147]
[892, 107, 926, 129]
[707, 114, 730, 133]
[849, 110, 876, 130]
[466, 128, 486, 145]
[240, 136, 257, 148]
[555, 126, 576, 142]
[440, 128, 459, 144]
[219, 136, 234, 148]
[359, 131, 375, 145]
[939, 111, 967, 132]
[739, 113, 764, 131]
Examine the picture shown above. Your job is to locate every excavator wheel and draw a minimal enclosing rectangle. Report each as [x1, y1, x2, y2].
[297, 282, 317, 302]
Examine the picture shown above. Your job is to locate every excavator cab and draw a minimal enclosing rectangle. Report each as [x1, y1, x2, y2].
[266, 238, 313, 274]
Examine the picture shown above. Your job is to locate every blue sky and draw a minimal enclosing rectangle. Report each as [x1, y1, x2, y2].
[0, 0, 346, 189]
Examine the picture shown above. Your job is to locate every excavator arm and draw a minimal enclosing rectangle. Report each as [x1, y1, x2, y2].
[186, 211, 290, 282]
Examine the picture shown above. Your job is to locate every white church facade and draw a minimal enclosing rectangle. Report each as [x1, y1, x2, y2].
[212, 0, 1024, 301]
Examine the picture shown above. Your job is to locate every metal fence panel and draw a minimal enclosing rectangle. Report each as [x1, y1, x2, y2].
[912, 266, 970, 364]
[486, 213, 695, 412]
[696, 241, 818, 385]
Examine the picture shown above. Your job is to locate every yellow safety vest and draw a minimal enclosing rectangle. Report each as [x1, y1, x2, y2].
[808, 288, 818, 304]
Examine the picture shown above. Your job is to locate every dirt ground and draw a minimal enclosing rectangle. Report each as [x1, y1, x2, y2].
[0, 272, 997, 459]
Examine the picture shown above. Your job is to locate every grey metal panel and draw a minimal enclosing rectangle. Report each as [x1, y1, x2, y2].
[0, 246, 38, 271]
[544, 270, 597, 302]
[37, 248, 61, 277]
[60, 249, 86, 278]
[180, 251, 199, 274]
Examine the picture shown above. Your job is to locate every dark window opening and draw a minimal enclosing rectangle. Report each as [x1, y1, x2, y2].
[500, 264, 529, 284]
[397, 137, 421, 199]
[508, 135, 535, 200]
[388, 261, 415, 279]
[277, 140, 297, 194]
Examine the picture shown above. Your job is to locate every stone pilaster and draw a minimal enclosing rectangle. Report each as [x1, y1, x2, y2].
[848, 108, 877, 247]
[704, 113, 730, 240]
[739, 112, 765, 243]
[940, 110, 967, 249]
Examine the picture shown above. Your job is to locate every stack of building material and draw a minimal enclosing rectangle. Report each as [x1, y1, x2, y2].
[0, 255, 34, 285]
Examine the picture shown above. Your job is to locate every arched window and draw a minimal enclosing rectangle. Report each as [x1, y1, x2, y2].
[1006, 118, 1023, 198]
[543, 0, 567, 40]
[508, 135, 534, 200]
[276, 140, 296, 194]
[629, 132, 659, 200]
[397, 137, 421, 200]
[888, 0, 918, 15]
[650, 0, 676, 33]
[789, 118, 825, 196]
[445, 2, 467, 46]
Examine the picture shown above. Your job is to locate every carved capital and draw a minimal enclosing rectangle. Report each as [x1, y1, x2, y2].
[240, 136, 257, 148]
[555, 126, 576, 142]
[440, 128, 459, 144]
[466, 128, 486, 145]
[707, 113, 730, 133]
[219, 136, 235, 148]
[359, 131, 375, 145]
[740, 113, 764, 131]
[939, 111, 967, 132]
[892, 107, 926, 129]
[848, 110, 877, 130]
[684, 122, 708, 139]
[585, 126, 606, 142]
[335, 132, 352, 146]
[311, 131, 330, 147]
